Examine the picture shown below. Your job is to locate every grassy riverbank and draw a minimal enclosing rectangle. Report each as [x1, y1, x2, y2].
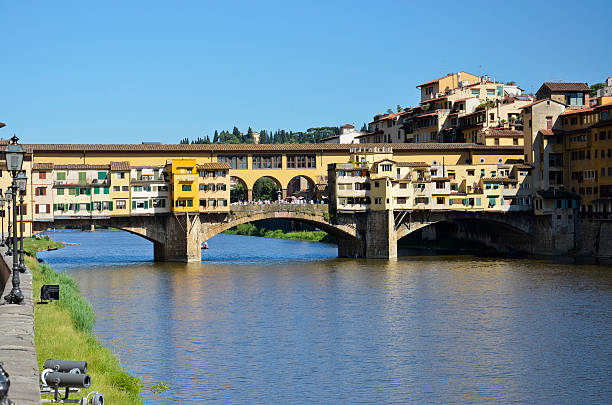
[224, 223, 336, 243]
[27, 237, 143, 404]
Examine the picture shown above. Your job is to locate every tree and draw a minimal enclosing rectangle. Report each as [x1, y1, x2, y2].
[213, 130, 219, 143]
[245, 127, 254, 144]
[253, 177, 278, 201]
[387, 108, 394, 114]
[230, 182, 247, 202]
[397, 104, 402, 112]
[360, 123, 367, 132]
[179, 137, 189, 144]
[591, 83, 606, 96]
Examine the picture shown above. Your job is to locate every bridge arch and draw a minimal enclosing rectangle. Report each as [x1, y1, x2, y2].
[396, 214, 536, 253]
[252, 175, 283, 201]
[200, 208, 358, 245]
[286, 175, 317, 201]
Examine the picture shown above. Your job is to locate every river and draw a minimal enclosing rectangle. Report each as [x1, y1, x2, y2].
[38, 230, 612, 404]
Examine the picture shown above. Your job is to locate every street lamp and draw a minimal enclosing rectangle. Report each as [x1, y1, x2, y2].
[277, 188, 282, 202]
[4, 135, 25, 305]
[0, 196, 5, 247]
[5, 189, 12, 256]
[16, 172, 27, 273]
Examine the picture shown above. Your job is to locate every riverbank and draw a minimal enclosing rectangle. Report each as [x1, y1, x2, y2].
[224, 223, 336, 243]
[27, 237, 143, 404]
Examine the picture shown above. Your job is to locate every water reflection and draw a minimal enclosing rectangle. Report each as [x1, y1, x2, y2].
[38, 231, 612, 404]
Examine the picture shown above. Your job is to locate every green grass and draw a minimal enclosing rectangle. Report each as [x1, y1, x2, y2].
[28, 238, 144, 404]
[23, 236, 63, 257]
[224, 223, 336, 243]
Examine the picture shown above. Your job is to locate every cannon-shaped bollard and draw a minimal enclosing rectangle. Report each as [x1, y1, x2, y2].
[43, 359, 87, 374]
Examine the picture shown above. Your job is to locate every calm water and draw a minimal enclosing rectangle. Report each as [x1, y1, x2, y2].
[38, 230, 612, 404]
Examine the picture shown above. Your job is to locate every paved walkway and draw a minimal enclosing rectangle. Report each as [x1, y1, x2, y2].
[0, 246, 41, 404]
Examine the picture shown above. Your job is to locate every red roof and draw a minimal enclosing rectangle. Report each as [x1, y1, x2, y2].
[539, 129, 554, 136]
[560, 107, 594, 116]
[520, 98, 566, 110]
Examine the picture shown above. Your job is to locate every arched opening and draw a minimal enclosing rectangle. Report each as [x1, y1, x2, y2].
[397, 218, 534, 255]
[230, 176, 248, 203]
[252, 176, 282, 202]
[286, 175, 317, 203]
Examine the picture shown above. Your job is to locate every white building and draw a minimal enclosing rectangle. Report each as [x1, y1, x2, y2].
[320, 124, 363, 144]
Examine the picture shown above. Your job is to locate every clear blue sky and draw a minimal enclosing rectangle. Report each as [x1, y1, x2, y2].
[1, 0, 611, 144]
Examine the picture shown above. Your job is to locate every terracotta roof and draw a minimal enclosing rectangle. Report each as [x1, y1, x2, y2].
[33, 163, 54, 170]
[560, 106, 594, 116]
[414, 112, 438, 118]
[396, 162, 429, 167]
[520, 98, 566, 110]
[485, 129, 523, 137]
[453, 97, 475, 103]
[340, 124, 355, 129]
[421, 95, 447, 104]
[196, 163, 231, 170]
[540, 82, 590, 92]
[355, 131, 383, 138]
[416, 72, 476, 88]
[54, 164, 110, 170]
[23, 143, 523, 153]
[110, 161, 130, 171]
[538, 129, 555, 136]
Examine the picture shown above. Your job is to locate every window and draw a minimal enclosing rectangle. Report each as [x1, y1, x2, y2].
[56, 172, 66, 180]
[286, 155, 316, 168]
[98, 172, 107, 180]
[374, 181, 379, 188]
[374, 198, 382, 204]
[122, 186, 129, 191]
[471, 89, 480, 95]
[490, 113, 495, 121]
[435, 181, 446, 189]
[513, 138, 518, 145]
[486, 89, 495, 96]
[39, 172, 47, 179]
[104, 187, 109, 194]
[116, 200, 126, 209]
[546, 116, 553, 130]
[397, 197, 406, 204]
[399, 183, 407, 189]
[182, 184, 192, 191]
[94, 187, 100, 194]
[35, 187, 47, 196]
[436, 197, 445, 204]
[252, 155, 282, 169]
[218, 155, 247, 169]
[566, 92, 584, 106]
[467, 170, 475, 176]
[380, 164, 392, 172]
[494, 138, 500, 145]
[56, 188, 64, 195]
[113, 186, 120, 191]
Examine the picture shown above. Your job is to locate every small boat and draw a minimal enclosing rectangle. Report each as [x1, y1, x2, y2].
[61, 241, 81, 246]
[201, 242, 209, 250]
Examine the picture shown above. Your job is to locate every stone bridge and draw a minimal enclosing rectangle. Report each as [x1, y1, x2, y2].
[32, 205, 560, 261]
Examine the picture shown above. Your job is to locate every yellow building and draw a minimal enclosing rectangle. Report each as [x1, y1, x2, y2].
[197, 162, 231, 212]
[168, 159, 198, 212]
[109, 161, 131, 215]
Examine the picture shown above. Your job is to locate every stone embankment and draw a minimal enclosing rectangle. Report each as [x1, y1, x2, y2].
[0, 246, 41, 404]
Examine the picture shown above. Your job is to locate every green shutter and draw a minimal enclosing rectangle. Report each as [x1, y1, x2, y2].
[109, 201, 113, 211]
[56, 172, 66, 180]
[98, 172, 107, 180]
[64, 204, 68, 211]
[104, 187, 109, 194]
[53, 204, 57, 211]
[132, 201, 136, 209]
[476, 198, 481, 206]
[69, 188, 76, 195]
[57, 188, 64, 195]
[86, 187, 91, 195]
[144, 201, 148, 209]
[94, 187, 100, 194]
[78, 172, 87, 185]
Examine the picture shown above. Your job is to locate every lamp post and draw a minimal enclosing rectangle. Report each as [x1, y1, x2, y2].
[16, 172, 27, 273]
[5, 189, 12, 256]
[4, 135, 25, 305]
[0, 197, 5, 247]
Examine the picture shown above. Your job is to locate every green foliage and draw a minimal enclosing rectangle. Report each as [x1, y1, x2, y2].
[386, 108, 394, 114]
[397, 104, 402, 113]
[110, 371, 144, 398]
[360, 123, 367, 132]
[230, 182, 247, 202]
[225, 224, 335, 243]
[177, 126, 340, 145]
[252, 177, 278, 201]
[476, 100, 496, 111]
[590, 82, 605, 96]
[179, 137, 189, 144]
[151, 382, 170, 395]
